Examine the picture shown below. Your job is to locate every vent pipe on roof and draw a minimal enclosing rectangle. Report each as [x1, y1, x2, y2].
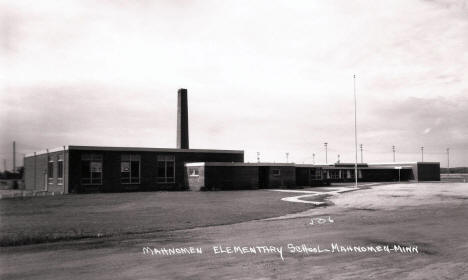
[177, 88, 189, 149]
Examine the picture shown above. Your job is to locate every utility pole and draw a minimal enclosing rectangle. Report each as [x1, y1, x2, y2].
[360, 144, 363, 163]
[324, 142, 328, 164]
[13, 141, 16, 173]
[392, 145, 396, 162]
[257, 152, 260, 163]
[312, 153, 315, 164]
[421, 146, 424, 162]
[446, 148, 450, 173]
[286, 152, 289, 163]
[353, 74, 358, 188]
[337, 154, 340, 163]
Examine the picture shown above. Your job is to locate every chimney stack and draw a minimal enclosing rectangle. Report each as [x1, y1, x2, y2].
[177, 88, 189, 149]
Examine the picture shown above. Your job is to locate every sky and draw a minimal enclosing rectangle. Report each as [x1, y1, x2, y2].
[1, 0, 468, 169]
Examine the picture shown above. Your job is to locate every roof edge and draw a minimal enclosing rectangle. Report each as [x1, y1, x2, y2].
[26, 145, 244, 157]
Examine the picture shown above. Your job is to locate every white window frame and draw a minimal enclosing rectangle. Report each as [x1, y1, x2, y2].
[121, 154, 141, 184]
[157, 155, 176, 183]
[57, 157, 64, 185]
[81, 154, 103, 185]
[47, 157, 54, 185]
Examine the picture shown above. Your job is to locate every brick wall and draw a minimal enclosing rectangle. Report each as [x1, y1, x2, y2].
[205, 166, 259, 189]
[417, 163, 440, 181]
[68, 149, 244, 193]
[266, 166, 296, 187]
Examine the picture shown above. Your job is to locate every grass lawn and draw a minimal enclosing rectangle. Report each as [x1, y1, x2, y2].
[0, 190, 314, 246]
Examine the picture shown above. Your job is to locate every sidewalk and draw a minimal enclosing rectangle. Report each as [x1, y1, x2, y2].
[0, 189, 63, 199]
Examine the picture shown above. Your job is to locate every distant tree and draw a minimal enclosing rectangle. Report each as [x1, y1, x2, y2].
[17, 166, 24, 178]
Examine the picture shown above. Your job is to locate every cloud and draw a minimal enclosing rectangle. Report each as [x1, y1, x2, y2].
[0, 0, 468, 166]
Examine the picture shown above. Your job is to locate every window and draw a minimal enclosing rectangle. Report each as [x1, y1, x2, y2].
[47, 157, 54, 184]
[345, 170, 362, 179]
[310, 169, 322, 180]
[57, 155, 64, 185]
[189, 168, 199, 177]
[157, 155, 175, 183]
[121, 154, 140, 184]
[329, 170, 340, 179]
[81, 154, 103, 185]
[272, 169, 281, 176]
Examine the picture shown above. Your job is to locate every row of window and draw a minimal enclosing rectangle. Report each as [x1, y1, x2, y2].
[310, 169, 322, 180]
[324, 170, 363, 179]
[187, 168, 283, 177]
[48, 155, 64, 185]
[80, 154, 176, 185]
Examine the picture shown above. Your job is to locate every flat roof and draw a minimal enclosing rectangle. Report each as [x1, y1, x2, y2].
[368, 162, 440, 167]
[186, 162, 414, 169]
[299, 162, 439, 168]
[25, 145, 244, 157]
[185, 162, 295, 167]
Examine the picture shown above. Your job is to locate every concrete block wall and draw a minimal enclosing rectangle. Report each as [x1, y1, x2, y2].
[24, 150, 68, 193]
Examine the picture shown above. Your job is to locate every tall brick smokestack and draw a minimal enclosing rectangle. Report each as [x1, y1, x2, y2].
[177, 88, 189, 149]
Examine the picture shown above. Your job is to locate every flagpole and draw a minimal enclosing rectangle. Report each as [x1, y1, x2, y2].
[354, 74, 358, 188]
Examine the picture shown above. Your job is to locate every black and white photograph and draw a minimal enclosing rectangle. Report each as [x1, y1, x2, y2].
[1, 0, 467, 279]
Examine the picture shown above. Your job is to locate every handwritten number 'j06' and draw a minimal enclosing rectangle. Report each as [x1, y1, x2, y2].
[309, 216, 334, 225]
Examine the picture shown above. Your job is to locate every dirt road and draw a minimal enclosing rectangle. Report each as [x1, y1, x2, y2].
[1, 182, 467, 280]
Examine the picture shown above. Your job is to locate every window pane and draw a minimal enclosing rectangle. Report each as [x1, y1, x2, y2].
[57, 161, 64, 178]
[48, 162, 54, 178]
[157, 161, 165, 178]
[157, 155, 176, 183]
[81, 161, 91, 179]
[131, 160, 140, 183]
[121, 162, 130, 172]
[93, 154, 103, 161]
[91, 172, 102, 184]
[91, 162, 102, 172]
[121, 161, 130, 183]
[166, 161, 174, 178]
[131, 161, 139, 175]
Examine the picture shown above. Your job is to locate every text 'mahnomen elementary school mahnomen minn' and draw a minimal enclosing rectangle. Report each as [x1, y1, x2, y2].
[24, 89, 440, 194]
